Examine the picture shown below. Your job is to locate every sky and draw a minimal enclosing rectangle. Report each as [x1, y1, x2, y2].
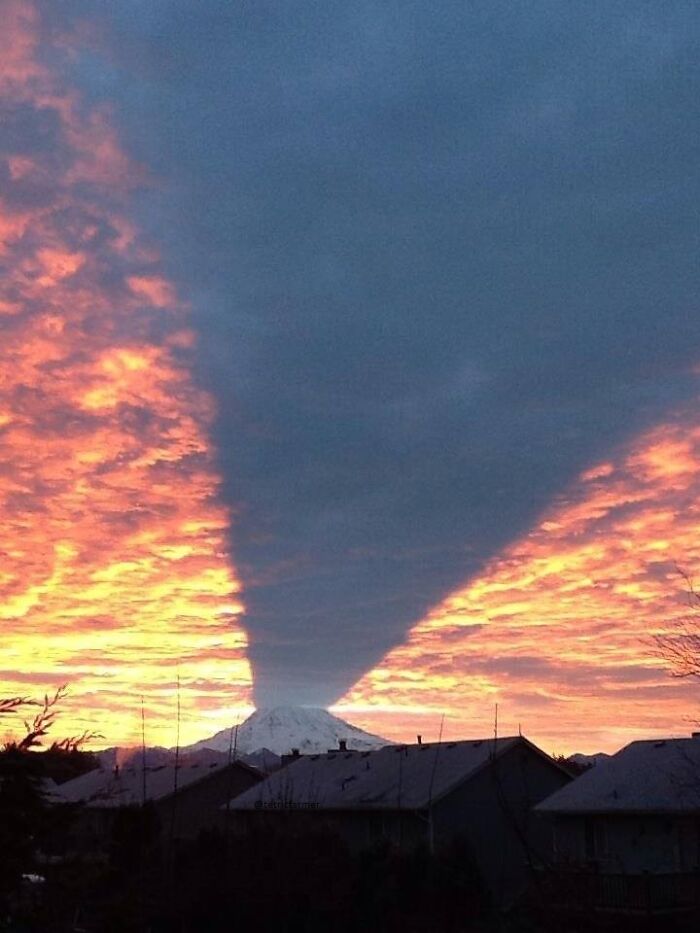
[1, 0, 700, 753]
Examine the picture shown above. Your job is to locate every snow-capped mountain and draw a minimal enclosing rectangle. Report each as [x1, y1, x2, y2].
[182, 706, 390, 757]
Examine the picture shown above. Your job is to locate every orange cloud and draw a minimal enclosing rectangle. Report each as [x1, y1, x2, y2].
[0, 2, 252, 747]
[127, 274, 178, 309]
[336, 416, 700, 754]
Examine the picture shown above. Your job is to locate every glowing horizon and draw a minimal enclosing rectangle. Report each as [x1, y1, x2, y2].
[0, 1, 252, 748]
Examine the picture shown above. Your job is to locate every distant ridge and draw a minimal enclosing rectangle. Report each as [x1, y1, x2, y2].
[96, 745, 229, 772]
[568, 752, 610, 768]
[95, 745, 274, 774]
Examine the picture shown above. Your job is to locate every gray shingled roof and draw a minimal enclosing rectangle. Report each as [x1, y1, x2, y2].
[56, 751, 259, 808]
[227, 736, 543, 811]
[537, 738, 700, 815]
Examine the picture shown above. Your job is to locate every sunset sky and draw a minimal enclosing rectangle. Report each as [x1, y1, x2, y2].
[2, 1, 699, 753]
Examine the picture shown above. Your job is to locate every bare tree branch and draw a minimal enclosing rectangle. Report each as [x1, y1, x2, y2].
[0, 696, 31, 716]
[51, 730, 103, 753]
[653, 569, 700, 679]
[15, 684, 68, 751]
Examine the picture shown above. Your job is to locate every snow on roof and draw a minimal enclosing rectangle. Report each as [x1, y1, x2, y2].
[537, 738, 700, 815]
[55, 751, 259, 808]
[227, 736, 542, 811]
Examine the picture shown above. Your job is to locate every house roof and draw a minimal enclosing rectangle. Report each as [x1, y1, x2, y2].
[536, 738, 700, 815]
[227, 735, 555, 812]
[55, 751, 260, 808]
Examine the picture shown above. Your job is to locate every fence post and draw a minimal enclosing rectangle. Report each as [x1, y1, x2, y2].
[644, 871, 652, 918]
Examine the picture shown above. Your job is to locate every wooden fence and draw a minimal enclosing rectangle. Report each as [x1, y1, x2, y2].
[535, 869, 700, 915]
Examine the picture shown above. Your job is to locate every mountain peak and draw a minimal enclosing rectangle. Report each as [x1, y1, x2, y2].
[182, 705, 390, 757]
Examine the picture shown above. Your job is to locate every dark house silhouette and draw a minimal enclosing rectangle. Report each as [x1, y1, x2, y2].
[55, 750, 261, 852]
[536, 735, 700, 917]
[227, 735, 571, 904]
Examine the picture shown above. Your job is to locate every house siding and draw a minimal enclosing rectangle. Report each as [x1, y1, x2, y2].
[431, 743, 570, 903]
[231, 742, 569, 907]
[60, 763, 261, 855]
[553, 814, 700, 874]
[156, 764, 260, 840]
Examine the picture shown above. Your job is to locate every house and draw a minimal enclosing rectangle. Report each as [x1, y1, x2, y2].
[54, 750, 262, 853]
[535, 735, 700, 916]
[226, 735, 571, 905]
[279, 738, 351, 768]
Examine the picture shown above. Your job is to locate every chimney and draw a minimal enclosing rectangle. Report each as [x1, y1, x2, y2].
[417, 734, 422, 745]
[338, 739, 347, 752]
[280, 748, 302, 769]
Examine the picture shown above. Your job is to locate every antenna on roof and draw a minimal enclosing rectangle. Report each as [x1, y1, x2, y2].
[225, 720, 240, 868]
[169, 671, 181, 860]
[140, 696, 147, 807]
[426, 713, 445, 855]
[397, 739, 404, 849]
[227, 722, 235, 765]
[173, 671, 181, 777]
[491, 703, 500, 758]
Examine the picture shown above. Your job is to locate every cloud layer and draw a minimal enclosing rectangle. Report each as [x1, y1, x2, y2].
[0, 1, 251, 746]
[3, 2, 700, 752]
[77, 0, 700, 715]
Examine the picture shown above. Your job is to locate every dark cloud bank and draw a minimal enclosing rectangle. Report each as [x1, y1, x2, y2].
[53, 1, 700, 704]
